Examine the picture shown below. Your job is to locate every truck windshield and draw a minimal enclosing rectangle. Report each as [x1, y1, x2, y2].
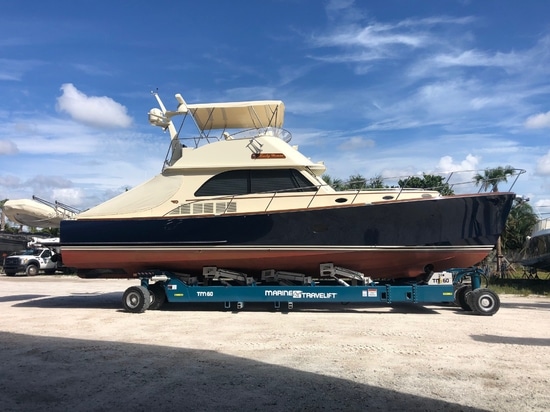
[16, 249, 42, 256]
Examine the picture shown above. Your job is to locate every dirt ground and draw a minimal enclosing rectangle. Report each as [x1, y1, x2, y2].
[0, 275, 548, 412]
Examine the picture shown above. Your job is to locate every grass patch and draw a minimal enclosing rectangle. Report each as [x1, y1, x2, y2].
[487, 278, 550, 296]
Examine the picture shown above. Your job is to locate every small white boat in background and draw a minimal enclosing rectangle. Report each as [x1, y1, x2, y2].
[2, 196, 79, 228]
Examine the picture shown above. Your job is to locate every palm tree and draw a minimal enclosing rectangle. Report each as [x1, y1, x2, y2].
[321, 174, 346, 191]
[398, 173, 454, 195]
[501, 199, 538, 258]
[473, 165, 515, 192]
[473, 166, 516, 277]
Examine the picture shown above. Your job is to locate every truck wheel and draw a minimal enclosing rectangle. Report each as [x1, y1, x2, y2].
[469, 288, 500, 316]
[4, 271, 16, 276]
[148, 282, 166, 310]
[44, 269, 56, 275]
[26, 264, 39, 276]
[122, 286, 151, 313]
[455, 285, 472, 311]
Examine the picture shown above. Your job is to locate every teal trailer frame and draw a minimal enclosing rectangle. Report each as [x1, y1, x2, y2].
[120, 266, 500, 315]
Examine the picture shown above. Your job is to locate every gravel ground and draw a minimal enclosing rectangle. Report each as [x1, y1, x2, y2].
[0, 274, 549, 411]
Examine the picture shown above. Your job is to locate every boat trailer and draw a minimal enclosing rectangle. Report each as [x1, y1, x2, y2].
[121, 264, 500, 316]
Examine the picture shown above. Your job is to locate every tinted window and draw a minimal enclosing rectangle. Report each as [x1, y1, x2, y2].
[195, 170, 249, 196]
[195, 169, 317, 196]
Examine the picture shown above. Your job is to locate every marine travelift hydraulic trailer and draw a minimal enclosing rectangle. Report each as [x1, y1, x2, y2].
[121, 264, 500, 316]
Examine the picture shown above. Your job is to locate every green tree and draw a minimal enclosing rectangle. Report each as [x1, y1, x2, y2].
[398, 174, 454, 195]
[347, 174, 366, 190]
[323, 173, 387, 191]
[501, 199, 538, 256]
[473, 166, 515, 192]
[365, 174, 385, 189]
[322, 174, 346, 191]
[473, 166, 517, 277]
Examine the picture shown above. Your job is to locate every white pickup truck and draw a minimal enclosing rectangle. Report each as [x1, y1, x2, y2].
[2, 247, 59, 276]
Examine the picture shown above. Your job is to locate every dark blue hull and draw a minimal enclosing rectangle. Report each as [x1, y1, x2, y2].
[60, 193, 515, 279]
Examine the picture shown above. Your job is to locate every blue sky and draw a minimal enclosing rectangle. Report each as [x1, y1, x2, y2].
[1, 0, 550, 212]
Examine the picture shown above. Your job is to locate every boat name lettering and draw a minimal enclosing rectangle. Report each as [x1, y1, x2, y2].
[264, 290, 337, 299]
[196, 291, 214, 297]
[251, 153, 286, 159]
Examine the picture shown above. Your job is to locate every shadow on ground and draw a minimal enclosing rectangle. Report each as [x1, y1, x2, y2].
[499, 300, 550, 310]
[0, 331, 487, 412]
[470, 334, 550, 346]
[11, 291, 451, 314]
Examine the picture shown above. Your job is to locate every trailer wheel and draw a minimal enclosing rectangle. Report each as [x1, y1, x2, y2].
[25, 264, 39, 276]
[148, 283, 166, 310]
[455, 285, 472, 311]
[469, 288, 500, 316]
[122, 286, 151, 313]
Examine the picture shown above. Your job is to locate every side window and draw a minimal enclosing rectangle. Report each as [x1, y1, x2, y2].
[250, 169, 317, 193]
[195, 170, 249, 196]
[195, 169, 318, 197]
[41, 249, 52, 258]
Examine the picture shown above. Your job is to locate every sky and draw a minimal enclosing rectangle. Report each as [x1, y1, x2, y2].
[1, 0, 550, 215]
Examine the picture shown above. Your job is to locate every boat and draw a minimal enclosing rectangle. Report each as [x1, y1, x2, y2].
[2, 196, 78, 228]
[520, 217, 550, 271]
[0, 232, 31, 260]
[59, 92, 517, 280]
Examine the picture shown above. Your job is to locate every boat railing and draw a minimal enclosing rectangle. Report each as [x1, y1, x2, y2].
[225, 127, 292, 143]
[165, 168, 526, 217]
[174, 127, 292, 146]
[331, 168, 526, 199]
[162, 127, 293, 171]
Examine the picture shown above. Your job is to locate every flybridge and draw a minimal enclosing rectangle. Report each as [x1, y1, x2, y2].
[148, 92, 286, 141]
[147, 91, 290, 167]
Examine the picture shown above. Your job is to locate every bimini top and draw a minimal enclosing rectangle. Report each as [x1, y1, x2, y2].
[186, 101, 284, 131]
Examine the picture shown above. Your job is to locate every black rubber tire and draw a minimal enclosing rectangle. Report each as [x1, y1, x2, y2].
[148, 282, 166, 310]
[25, 264, 39, 276]
[122, 286, 151, 313]
[4, 271, 16, 276]
[455, 285, 473, 311]
[469, 288, 500, 316]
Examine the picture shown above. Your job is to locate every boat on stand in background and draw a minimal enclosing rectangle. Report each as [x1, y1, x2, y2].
[2, 196, 79, 229]
[520, 216, 550, 276]
[1, 196, 79, 266]
[0, 232, 31, 259]
[56, 91, 520, 283]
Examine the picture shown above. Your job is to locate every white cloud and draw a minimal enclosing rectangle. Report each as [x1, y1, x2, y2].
[27, 175, 73, 189]
[0, 140, 18, 155]
[0, 58, 43, 81]
[311, 11, 474, 65]
[338, 136, 375, 150]
[56, 83, 133, 128]
[52, 187, 85, 207]
[436, 154, 480, 173]
[534, 199, 550, 208]
[525, 111, 550, 129]
[431, 49, 520, 70]
[536, 151, 550, 175]
[0, 175, 21, 188]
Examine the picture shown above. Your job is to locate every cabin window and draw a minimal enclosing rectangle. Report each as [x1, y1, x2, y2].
[195, 169, 317, 197]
